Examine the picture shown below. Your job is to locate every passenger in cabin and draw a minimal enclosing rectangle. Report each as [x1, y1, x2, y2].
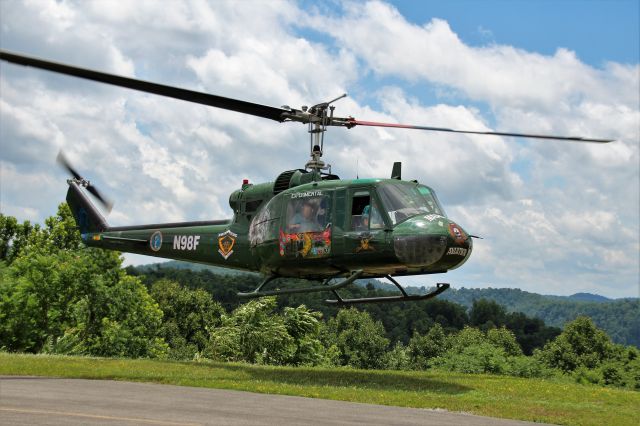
[354, 204, 384, 231]
[289, 200, 321, 233]
[361, 205, 371, 229]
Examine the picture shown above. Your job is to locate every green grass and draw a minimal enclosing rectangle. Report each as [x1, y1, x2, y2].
[1, 353, 637, 425]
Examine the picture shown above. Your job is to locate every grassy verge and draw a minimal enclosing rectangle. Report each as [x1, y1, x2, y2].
[1, 352, 637, 425]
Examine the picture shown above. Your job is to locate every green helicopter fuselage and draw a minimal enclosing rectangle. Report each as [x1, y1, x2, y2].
[68, 169, 472, 281]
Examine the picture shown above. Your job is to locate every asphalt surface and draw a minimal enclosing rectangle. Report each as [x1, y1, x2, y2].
[0, 376, 552, 426]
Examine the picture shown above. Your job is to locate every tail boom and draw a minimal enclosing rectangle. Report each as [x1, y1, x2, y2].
[66, 182, 250, 270]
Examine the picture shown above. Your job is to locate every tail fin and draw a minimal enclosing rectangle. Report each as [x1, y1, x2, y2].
[391, 162, 401, 180]
[66, 181, 109, 234]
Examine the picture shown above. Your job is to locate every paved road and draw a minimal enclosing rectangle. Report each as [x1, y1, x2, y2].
[0, 376, 551, 425]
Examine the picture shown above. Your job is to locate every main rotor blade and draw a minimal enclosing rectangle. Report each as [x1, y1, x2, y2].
[348, 119, 614, 143]
[0, 50, 288, 122]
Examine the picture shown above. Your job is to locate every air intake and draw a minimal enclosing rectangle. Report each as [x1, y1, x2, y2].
[273, 169, 307, 195]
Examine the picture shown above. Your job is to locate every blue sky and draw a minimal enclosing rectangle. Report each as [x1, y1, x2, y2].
[1, 0, 638, 298]
[388, 0, 639, 65]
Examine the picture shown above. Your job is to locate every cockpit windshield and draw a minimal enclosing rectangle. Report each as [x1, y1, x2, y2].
[377, 182, 445, 225]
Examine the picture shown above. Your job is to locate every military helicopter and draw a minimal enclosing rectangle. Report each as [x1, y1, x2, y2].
[0, 50, 613, 305]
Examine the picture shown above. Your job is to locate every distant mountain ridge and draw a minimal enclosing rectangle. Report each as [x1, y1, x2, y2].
[134, 261, 639, 347]
[556, 293, 612, 303]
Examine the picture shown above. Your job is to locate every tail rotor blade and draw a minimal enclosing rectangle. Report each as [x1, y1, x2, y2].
[86, 185, 113, 213]
[56, 151, 83, 180]
[57, 151, 113, 212]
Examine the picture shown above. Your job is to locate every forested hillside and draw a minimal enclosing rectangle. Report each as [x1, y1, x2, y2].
[438, 288, 639, 347]
[135, 260, 639, 348]
[127, 264, 561, 354]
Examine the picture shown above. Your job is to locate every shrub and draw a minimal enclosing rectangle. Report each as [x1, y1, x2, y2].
[323, 308, 389, 369]
[487, 327, 523, 356]
[538, 316, 614, 372]
[384, 342, 411, 370]
[431, 342, 508, 374]
[408, 323, 447, 369]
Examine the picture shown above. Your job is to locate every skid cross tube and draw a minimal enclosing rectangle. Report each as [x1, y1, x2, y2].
[324, 275, 450, 306]
[237, 270, 364, 299]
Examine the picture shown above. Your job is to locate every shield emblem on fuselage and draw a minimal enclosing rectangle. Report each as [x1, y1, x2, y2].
[218, 230, 237, 260]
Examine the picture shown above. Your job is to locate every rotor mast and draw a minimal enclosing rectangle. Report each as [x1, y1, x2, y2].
[302, 93, 347, 179]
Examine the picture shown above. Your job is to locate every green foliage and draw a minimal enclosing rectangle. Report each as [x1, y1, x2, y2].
[427, 326, 548, 377]
[0, 214, 18, 261]
[442, 288, 639, 348]
[431, 342, 509, 374]
[470, 298, 506, 330]
[206, 298, 324, 366]
[0, 206, 166, 358]
[504, 355, 556, 378]
[487, 327, 522, 356]
[282, 305, 324, 366]
[2, 249, 167, 358]
[468, 298, 561, 355]
[428, 326, 512, 375]
[150, 279, 224, 359]
[538, 316, 614, 372]
[4, 206, 639, 395]
[383, 342, 411, 370]
[323, 308, 389, 369]
[534, 316, 640, 390]
[132, 265, 474, 347]
[0, 214, 38, 264]
[207, 298, 293, 364]
[0, 204, 81, 265]
[569, 344, 640, 390]
[447, 326, 486, 352]
[407, 323, 447, 369]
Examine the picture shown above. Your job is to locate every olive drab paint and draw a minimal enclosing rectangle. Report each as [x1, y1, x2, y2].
[71, 174, 472, 281]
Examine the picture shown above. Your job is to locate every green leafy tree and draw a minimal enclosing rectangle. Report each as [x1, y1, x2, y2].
[282, 304, 324, 366]
[470, 298, 506, 330]
[323, 308, 389, 369]
[429, 326, 521, 376]
[447, 326, 486, 353]
[207, 297, 294, 364]
[408, 323, 448, 369]
[150, 279, 224, 359]
[0, 214, 19, 261]
[487, 327, 522, 356]
[538, 316, 614, 372]
[0, 206, 167, 357]
[383, 342, 411, 370]
[430, 342, 508, 374]
[0, 214, 40, 264]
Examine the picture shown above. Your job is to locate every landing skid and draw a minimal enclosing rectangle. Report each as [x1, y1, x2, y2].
[237, 271, 449, 306]
[325, 275, 450, 306]
[237, 269, 364, 298]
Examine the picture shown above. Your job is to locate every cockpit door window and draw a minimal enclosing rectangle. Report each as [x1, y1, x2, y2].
[286, 195, 329, 233]
[350, 191, 384, 231]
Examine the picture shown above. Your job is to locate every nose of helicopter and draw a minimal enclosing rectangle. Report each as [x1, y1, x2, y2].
[392, 214, 472, 269]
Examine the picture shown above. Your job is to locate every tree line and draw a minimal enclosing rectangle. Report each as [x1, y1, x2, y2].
[1, 206, 638, 391]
